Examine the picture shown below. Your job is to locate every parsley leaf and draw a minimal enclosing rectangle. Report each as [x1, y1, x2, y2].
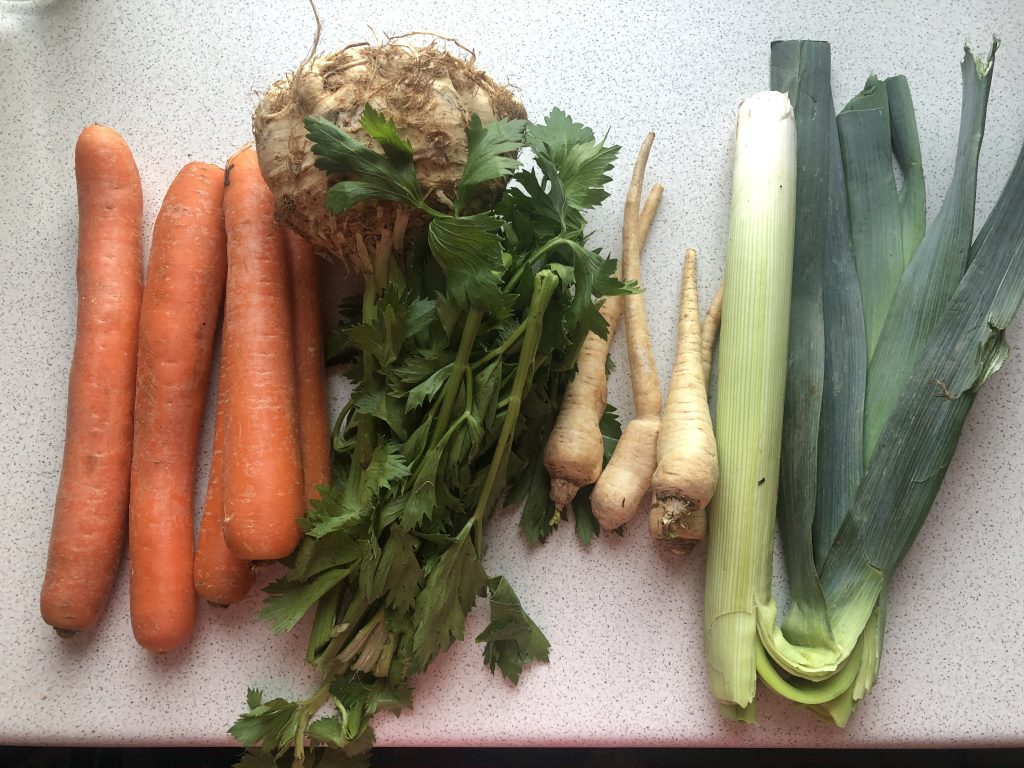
[476, 576, 550, 683]
[305, 109, 422, 212]
[427, 214, 506, 313]
[455, 115, 527, 214]
[410, 522, 488, 671]
[357, 524, 422, 613]
[528, 108, 619, 211]
[229, 696, 301, 749]
[259, 567, 352, 634]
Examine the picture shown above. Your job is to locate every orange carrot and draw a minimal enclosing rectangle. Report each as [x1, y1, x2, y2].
[221, 148, 304, 561]
[193, 361, 255, 605]
[129, 162, 227, 652]
[285, 229, 331, 503]
[40, 125, 144, 634]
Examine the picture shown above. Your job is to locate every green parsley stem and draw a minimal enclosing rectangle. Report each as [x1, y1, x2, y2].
[505, 234, 579, 291]
[374, 631, 398, 678]
[431, 308, 483, 444]
[338, 606, 386, 665]
[471, 270, 559, 556]
[306, 584, 343, 664]
[293, 679, 332, 767]
[472, 321, 528, 369]
[315, 593, 370, 673]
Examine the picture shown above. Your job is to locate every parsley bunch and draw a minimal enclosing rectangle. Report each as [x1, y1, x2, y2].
[231, 106, 628, 766]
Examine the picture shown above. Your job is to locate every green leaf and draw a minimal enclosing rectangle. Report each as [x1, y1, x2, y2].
[259, 567, 352, 634]
[405, 362, 454, 411]
[838, 85, 904, 360]
[304, 113, 422, 212]
[528, 108, 620, 212]
[456, 115, 527, 214]
[814, 85, 867, 568]
[303, 484, 370, 539]
[400, 442, 446, 530]
[427, 214, 506, 312]
[364, 441, 411, 493]
[331, 676, 413, 717]
[515, 448, 557, 545]
[358, 524, 422, 613]
[228, 697, 301, 749]
[291, 532, 362, 581]
[476, 576, 550, 683]
[307, 716, 346, 748]
[359, 104, 415, 164]
[246, 688, 263, 710]
[570, 487, 599, 545]
[411, 522, 488, 671]
[822, 112, 1024, 662]
[770, 39, 832, 649]
[865, 42, 996, 460]
[885, 74, 927, 268]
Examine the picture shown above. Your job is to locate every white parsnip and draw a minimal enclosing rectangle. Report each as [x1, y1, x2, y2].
[543, 183, 663, 511]
[590, 133, 661, 531]
[701, 282, 724, 392]
[649, 249, 719, 551]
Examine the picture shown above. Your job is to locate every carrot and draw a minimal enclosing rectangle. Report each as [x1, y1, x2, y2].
[701, 282, 724, 391]
[590, 133, 662, 531]
[193, 361, 255, 606]
[542, 184, 663, 511]
[128, 162, 227, 652]
[40, 125, 144, 634]
[221, 148, 305, 561]
[285, 228, 331, 503]
[649, 249, 719, 551]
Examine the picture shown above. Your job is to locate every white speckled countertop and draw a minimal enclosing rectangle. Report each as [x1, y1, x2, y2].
[2, 0, 1024, 749]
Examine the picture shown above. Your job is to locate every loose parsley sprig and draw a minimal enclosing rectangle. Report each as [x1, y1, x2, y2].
[232, 105, 628, 766]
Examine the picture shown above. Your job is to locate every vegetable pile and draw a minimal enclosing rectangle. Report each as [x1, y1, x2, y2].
[36, 26, 1024, 767]
[706, 39, 1024, 724]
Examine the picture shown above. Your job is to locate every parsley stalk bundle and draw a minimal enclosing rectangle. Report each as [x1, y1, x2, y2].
[233, 41, 631, 765]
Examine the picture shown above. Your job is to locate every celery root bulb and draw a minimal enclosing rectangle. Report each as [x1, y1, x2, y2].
[252, 41, 526, 261]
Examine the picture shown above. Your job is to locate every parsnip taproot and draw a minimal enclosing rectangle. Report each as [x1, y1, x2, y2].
[701, 282, 724, 391]
[590, 132, 661, 531]
[649, 249, 718, 550]
[543, 184, 663, 511]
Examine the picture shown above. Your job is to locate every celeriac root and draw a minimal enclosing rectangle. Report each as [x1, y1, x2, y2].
[543, 183, 663, 511]
[650, 249, 719, 551]
[701, 282, 724, 392]
[590, 133, 662, 531]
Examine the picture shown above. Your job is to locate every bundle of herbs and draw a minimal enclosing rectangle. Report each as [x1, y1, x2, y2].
[231, 42, 631, 766]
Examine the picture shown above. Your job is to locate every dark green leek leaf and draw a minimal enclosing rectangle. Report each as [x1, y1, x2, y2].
[769, 39, 832, 648]
[885, 75, 927, 267]
[823, 129, 1024, 650]
[864, 43, 997, 460]
[813, 93, 867, 570]
[837, 92, 904, 360]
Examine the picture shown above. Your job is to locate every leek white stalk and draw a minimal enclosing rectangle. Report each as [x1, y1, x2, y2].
[704, 90, 796, 720]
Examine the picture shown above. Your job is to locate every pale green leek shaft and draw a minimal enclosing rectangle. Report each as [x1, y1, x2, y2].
[704, 90, 796, 719]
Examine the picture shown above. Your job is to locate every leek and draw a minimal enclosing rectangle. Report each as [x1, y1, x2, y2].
[708, 40, 1024, 726]
[704, 90, 796, 721]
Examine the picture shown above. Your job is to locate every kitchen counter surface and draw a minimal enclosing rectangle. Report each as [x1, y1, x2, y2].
[2, 0, 1023, 749]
